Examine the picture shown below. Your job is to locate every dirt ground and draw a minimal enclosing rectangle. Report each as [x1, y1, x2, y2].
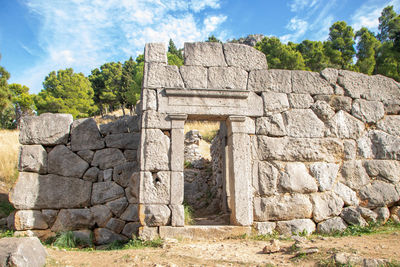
[45, 230, 400, 267]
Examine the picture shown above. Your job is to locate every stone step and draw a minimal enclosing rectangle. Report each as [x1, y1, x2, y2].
[159, 226, 252, 240]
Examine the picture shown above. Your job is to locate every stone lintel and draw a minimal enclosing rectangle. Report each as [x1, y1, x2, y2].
[165, 88, 249, 99]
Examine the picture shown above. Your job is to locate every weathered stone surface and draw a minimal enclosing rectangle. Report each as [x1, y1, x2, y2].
[105, 133, 140, 150]
[91, 181, 125, 205]
[179, 65, 207, 88]
[98, 169, 113, 182]
[310, 162, 339, 191]
[142, 205, 171, 226]
[122, 222, 141, 238]
[140, 171, 170, 204]
[390, 206, 400, 222]
[170, 204, 184, 227]
[142, 110, 171, 130]
[311, 100, 335, 121]
[377, 115, 400, 136]
[41, 210, 58, 227]
[142, 89, 157, 111]
[184, 42, 227, 67]
[357, 207, 378, 222]
[126, 172, 140, 204]
[344, 140, 357, 160]
[18, 145, 47, 174]
[288, 94, 314, 108]
[94, 228, 128, 245]
[106, 197, 128, 217]
[359, 181, 400, 208]
[368, 130, 400, 160]
[14, 210, 48, 230]
[51, 208, 93, 232]
[77, 150, 94, 163]
[340, 207, 367, 226]
[106, 218, 125, 234]
[314, 95, 352, 112]
[329, 111, 365, 139]
[292, 70, 333, 94]
[253, 222, 276, 235]
[19, 113, 72, 145]
[146, 63, 184, 88]
[258, 161, 279, 196]
[276, 219, 316, 235]
[90, 205, 112, 227]
[337, 70, 372, 99]
[248, 69, 292, 93]
[255, 114, 286, 136]
[340, 161, 370, 190]
[320, 68, 338, 84]
[120, 204, 139, 221]
[317, 217, 347, 234]
[374, 207, 390, 223]
[124, 149, 137, 162]
[0, 237, 47, 267]
[70, 118, 104, 151]
[351, 99, 384, 123]
[113, 162, 137, 187]
[283, 109, 325, 138]
[144, 43, 167, 63]
[363, 160, 400, 183]
[262, 91, 289, 113]
[333, 182, 360, 206]
[10, 172, 92, 209]
[207, 67, 248, 89]
[143, 129, 170, 171]
[311, 192, 344, 222]
[257, 136, 344, 162]
[138, 226, 159, 241]
[254, 194, 312, 221]
[280, 163, 318, 193]
[99, 116, 140, 135]
[159, 226, 252, 240]
[92, 148, 126, 170]
[223, 43, 268, 71]
[83, 167, 99, 182]
[48, 145, 89, 177]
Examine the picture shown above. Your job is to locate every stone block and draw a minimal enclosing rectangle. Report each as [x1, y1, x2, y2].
[280, 162, 318, 194]
[390, 206, 400, 222]
[113, 162, 137, 187]
[10, 172, 92, 209]
[91, 205, 112, 228]
[357, 207, 378, 222]
[255, 115, 286, 136]
[311, 100, 335, 121]
[374, 207, 390, 223]
[143, 129, 170, 171]
[106, 218, 125, 234]
[343, 140, 357, 160]
[288, 93, 314, 108]
[77, 150, 94, 163]
[91, 181, 125, 205]
[141, 205, 171, 226]
[170, 171, 184, 204]
[122, 222, 141, 238]
[351, 99, 384, 123]
[368, 130, 400, 160]
[14, 210, 48, 230]
[158, 226, 252, 241]
[51, 208, 93, 232]
[184, 42, 227, 67]
[254, 194, 312, 221]
[94, 228, 128, 245]
[253, 222, 276, 235]
[313, 95, 352, 112]
[99, 115, 140, 135]
[377, 115, 400, 136]
[223, 43, 268, 71]
[311, 191, 344, 222]
[207, 67, 248, 89]
[248, 69, 292, 93]
[19, 113, 72, 145]
[179, 65, 207, 88]
[359, 181, 399, 208]
[83, 167, 99, 182]
[171, 127, 185, 171]
[142, 110, 172, 129]
[320, 68, 338, 84]
[98, 169, 113, 182]
[328, 111, 365, 139]
[106, 197, 129, 217]
[276, 219, 316, 236]
[283, 109, 325, 138]
[146, 63, 184, 88]
[18, 145, 47, 174]
[138, 226, 159, 241]
[333, 182, 359, 206]
[105, 133, 140, 150]
[126, 172, 140, 204]
[144, 43, 167, 63]
[292, 70, 333, 94]
[363, 160, 400, 183]
[92, 148, 126, 170]
[140, 171, 170, 204]
[41, 210, 58, 227]
[258, 161, 278, 196]
[142, 89, 157, 111]
[170, 204, 184, 226]
[340, 160, 370, 190]
[340, 207, 367, 226]
[48, 145, 89, 177]
[120, 204, 139, 221]
[0, 237, 47, 267]
[317, 217, 347, 234]
[124, 149, 137, 162]
[262, 91, 289, 113]
[309, 162, 339, 191]
[70, 118, 105, 151]
[72, 230, 93, 245]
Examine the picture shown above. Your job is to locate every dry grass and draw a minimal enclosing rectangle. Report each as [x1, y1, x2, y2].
[0, 130, 20, 191]
[184, 121, 220, 142]
[93, 108, 132, 125]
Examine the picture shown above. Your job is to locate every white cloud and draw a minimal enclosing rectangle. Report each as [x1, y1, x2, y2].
[280, 18, 309, 43]
[289, 0, 319, 12]
[18, 0, 225, 93]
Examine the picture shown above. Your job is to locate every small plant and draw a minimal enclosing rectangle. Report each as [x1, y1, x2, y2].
[105, 237, 163, 250]
[0, 229, 14, 239]
[184, 161, 193, 169]
[51, 231, 92, 249]
[183, 202, 194, 225]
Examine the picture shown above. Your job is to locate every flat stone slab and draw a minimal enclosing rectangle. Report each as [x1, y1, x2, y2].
[159, 226, 252, 240]
[0, 237, 47, 267]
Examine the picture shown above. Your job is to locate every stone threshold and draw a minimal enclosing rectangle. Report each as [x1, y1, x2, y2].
[159, 226, 252, 240]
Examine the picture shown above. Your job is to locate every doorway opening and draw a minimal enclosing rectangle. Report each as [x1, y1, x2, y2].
[183, 120, 230, 225]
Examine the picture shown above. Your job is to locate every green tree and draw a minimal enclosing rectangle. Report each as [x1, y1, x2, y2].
[8, 83, 35, 127]
[206, 35, 222, 43]
[255, 37, 306, 70]
[375, 42, 400, 81]
[0, 56, 10, 112]
[120, 56, 143, 115]
[354, 27, 381, 75]
[167, 52, 184, 66]
[377, 6, 397, 42]
[296, 40, 330, 72]
[35, 68, 96, 118]
[324, 21, 356, 69]
[168, 39, 183, 61]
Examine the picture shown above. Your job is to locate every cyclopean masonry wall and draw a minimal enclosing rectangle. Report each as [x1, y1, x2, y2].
[10, 42, 400, 243]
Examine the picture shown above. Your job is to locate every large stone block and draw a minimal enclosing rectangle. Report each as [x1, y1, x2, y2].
[320, 68, 338, 84]
[106, 197, 128, 217]
[292, 70, 333, 94]
[0, 237, 47, 267]
[19, 113, 73, 145]
[105, 133, 140, 150]
[351, 99, 384, 123]
[276, 219, 316, 235]
[288, 93, 314, 108]
[363, 160, 400, 183]
[317, 217, 347, 234]
[122, 222, 141, 238]
[170, 204, 184, 227]
[77, 150, 95, 163]
[280, 163, 318, 193]
[367, 130, 400, 160]
[311, 192, 344, 222]
[340, 160, 370, 190]
[10, 172, 92, 209]
[223, 43, 268, 71]
[179, 65, 207, 88]
[146, 63, 184, 88]
[99, 116, 140, 135]
[258, 161, 279, 196]
[283, 109, 325, 138]
[170, 171, 184, 204]
[184, 42, 227, 67]
[141, 204, 171, 226]
[262, 91, 289, 113]
[70, 118, 105, 151]
[140, 171, 170, 204]
[333, 182, 360, 206]
[248, 69, 292, 93]
[143, 129, 170, 171]
[255, 114, 286, 137]
[94, 228, 128, 245]
[120, 204, 139, 221]
[92, 148, 126, 170]
[309, 162, 339, 191]
[14, 210, 48, 230]
[377, 116, 400, 137]
[142, 110, 171, 130]
[113, 162, 137, 187]
[125, 172, 140, 204]
[314, 95, 352, 112]
[106, 218, 125, 234]
[51, 208, 93, 232]
[253, 222, 276, 235]
[48, 145, 89, 177]
[144, 43, 167, 63]
[18, 145, 47, 174]
[254, 194, 312, 221]
[340, 206, 367, 226]
[359, 181, 399, 208]
[207, 67, 248, 89]
[328, 111, 365, 139]
[83, 167, 99, 182]
[91, 181, 125, 205]
[257, 136, 344, 162]
[311, 100, 335, 122]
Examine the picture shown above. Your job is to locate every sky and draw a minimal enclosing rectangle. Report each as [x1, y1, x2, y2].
[0, 0, 399, 94]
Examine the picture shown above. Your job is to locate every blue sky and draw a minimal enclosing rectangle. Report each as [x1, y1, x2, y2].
[0, 0, 399, 94]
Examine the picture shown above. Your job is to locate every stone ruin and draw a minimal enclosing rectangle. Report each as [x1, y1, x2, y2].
[8, 42, 400, 243]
